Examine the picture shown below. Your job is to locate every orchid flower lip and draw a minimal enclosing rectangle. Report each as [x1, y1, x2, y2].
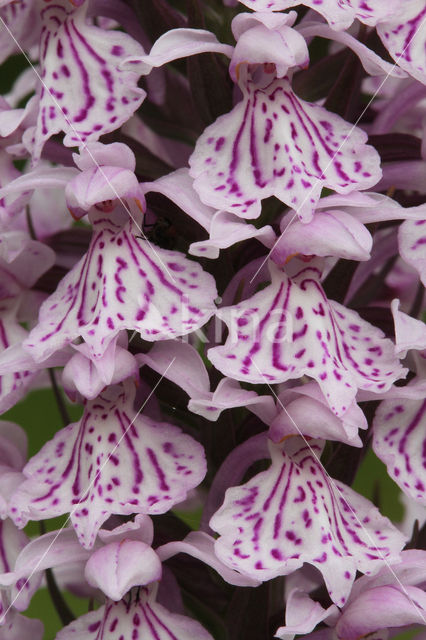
[3, 365, 175, 619]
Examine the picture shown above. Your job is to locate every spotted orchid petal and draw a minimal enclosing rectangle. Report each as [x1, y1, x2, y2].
[56, 587, 214, 640]
[270, 382, 367, 446]
[210, 438, 406, 606]
[10, 383, 207, 548]
[391, 299, 426, 358]
[0, 301, 40, 414]
[208, 262, 406, 417]
[84, 540, 162, 601]
[234, 0, 401, 30]
[0, 1, 39, 65]
[373, 397, 426, 506]
[0, 609, 43, 639]
[399, 219, 426, 286]
[377, 0, 426, 85]
[23, 214, 217, 363]
[32, 0, 146, 161]
[189, 74, 381, 221]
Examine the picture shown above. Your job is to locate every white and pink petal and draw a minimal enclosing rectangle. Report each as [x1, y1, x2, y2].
[210, 437, 406, 606]
[56, 589, 214, 640]
[399, 218, 426, 286]
[33, 1, 146, 161]
[189, 75, 381, 221]
[373, 397, 426, 505]
[10, 383, 207, 548]
[208, 262, 405, 417]
[24, 215, 217, 363]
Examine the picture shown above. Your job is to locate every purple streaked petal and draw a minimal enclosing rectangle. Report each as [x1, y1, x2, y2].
[377, 1, 426, 85]
[56, 588, 214, 640]
[399, 218, 426, 286]
[373, 397, 426, 505]
[0, 308, 40, 415]
[189, 74, 381, 221]
[24, 215, 217, 363]
[0, 1, 39, 65]
[10, 383, 207, 548]
[33, 0, 146, 161]
[0, 610, 43, 640]
[84, 541, 162, 600]
[210, 437, 406, 606]
[208, 261, 406, 417]
[234, 0, 401, 30]
[200, 433, 269, 532]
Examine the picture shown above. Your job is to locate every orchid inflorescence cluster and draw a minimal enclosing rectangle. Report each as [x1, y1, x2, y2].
[0, 0, 425, 638]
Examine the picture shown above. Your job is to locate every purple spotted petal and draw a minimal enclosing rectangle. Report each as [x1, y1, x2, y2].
[56, 588, 213, 640]
[10, 383, 207, 548]
[189, 74, 381, 221]
[234, 0, 401, 30]
[399, 219, 426, 286]
[208, 261, 406, 417]
[373, 397, 426, 505]
[377, 1, 426, 84]
[23, 214, 217, 363]
[210, 437, 406, 606]
[0, 610, 43, 640]
[33, 1, 145, 161]
[0, 302, 39, 414]
[0, 1, 39, 65]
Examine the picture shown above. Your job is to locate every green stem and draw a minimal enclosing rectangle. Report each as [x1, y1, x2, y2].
[48, 368, 71, 427]
[39, 522, 75, 625]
